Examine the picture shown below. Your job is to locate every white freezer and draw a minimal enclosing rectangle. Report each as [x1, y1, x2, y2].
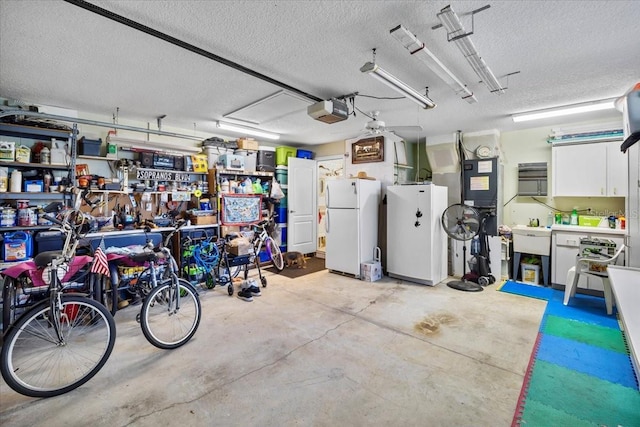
[386, 184, 448, 286]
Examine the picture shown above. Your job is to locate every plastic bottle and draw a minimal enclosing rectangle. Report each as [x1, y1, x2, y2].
[546, 211, 553, 228]
[471, 236, 480, 255]
[10, 169, 22, 193]
[40, 147, 50, 164]
[570, 208, 578, 225]
[220, 178, 229, 194]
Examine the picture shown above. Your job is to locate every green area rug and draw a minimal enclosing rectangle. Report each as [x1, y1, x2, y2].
[498, 280, 640, 426]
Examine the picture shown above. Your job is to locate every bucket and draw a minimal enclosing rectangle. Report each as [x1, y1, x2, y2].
[520, 263, 540, 285]
[2, 231, 33, 261]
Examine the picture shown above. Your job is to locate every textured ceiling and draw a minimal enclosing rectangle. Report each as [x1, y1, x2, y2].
[1, 0, 639, 145]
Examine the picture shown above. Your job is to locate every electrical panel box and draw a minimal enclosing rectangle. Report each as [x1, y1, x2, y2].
[463, 157, 499, 236]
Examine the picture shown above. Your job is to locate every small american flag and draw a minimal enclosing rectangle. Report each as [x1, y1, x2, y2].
[91, 238, 110, 276]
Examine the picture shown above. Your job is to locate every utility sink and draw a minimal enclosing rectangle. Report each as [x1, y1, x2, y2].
[512, 225, 552, 256]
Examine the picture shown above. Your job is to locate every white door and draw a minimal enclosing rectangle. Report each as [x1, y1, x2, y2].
[288, 157, 317, 254]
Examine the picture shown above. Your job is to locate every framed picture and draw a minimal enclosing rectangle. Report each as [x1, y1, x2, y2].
[352, 136, 384, 164]
[221, 194, 263, 225]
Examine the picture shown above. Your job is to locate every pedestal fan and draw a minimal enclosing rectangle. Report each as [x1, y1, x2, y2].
[441, 203, 483, 292]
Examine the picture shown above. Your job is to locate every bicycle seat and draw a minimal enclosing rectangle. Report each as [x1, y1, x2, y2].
[129, 252, 160, 264]
[34, 251, 63, 268]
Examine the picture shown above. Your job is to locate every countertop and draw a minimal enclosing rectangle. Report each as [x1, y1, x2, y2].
[550, 224, 627, 235]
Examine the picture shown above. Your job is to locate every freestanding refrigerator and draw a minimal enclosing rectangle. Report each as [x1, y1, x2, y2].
[386, 184, 448, 286]
[325, 178, 381, 277]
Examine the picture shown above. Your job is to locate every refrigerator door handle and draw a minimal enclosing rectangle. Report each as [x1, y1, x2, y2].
[326, 185, 330, 208]
[325, 210, 330, 232]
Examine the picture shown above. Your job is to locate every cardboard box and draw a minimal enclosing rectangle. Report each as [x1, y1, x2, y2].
[237, 138, 259, 151]
[189, 214, 217, 225]
[360, 247, 382, 282]
[227, 237, 252, 256]
[24, 180, 44, 192]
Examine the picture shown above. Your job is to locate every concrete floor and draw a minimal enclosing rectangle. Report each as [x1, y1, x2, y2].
[1, 265, 545, 426]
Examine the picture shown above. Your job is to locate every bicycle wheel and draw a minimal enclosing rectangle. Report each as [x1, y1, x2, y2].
[266, 238, 284, 271]
[140, 278, 201, 349]
[1, 295, 116, 398]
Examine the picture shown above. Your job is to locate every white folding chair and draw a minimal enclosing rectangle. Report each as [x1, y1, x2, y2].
[564, 244, 626, 315]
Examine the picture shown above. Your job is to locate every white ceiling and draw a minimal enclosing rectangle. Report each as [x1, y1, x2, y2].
[1, 0, 639, 146]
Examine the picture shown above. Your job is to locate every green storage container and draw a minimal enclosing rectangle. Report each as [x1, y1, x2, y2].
[276, 146, 296, 166]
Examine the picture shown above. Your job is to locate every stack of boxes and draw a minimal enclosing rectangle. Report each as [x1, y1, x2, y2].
[274, 146, 293, 253]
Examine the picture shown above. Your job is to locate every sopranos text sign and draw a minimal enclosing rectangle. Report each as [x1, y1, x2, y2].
[136, 168, 191, 182]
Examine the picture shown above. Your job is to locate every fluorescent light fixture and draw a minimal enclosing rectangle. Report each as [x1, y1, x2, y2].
[390, 24, 477, 104]
[216, 121, 280, 140]
[360, 62, 436, 109]
[437, 5, 505, 95]
[511, 99, 617, 123]
[106, 136, 202, 153]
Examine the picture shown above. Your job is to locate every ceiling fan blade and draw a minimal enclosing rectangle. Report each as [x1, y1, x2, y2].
[387, 125, 423, 132]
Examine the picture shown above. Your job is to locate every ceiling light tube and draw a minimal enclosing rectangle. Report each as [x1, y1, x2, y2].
[390, 24, 476, 104]
[511, 99, 618, 122]
[437, 5, 505, 95]
[360, 62, 436, 109]
[216, 121, 280, 140]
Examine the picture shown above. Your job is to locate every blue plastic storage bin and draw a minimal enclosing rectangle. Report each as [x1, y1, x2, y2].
[296, 149, 313, 159]
[275, 207, 287, 223]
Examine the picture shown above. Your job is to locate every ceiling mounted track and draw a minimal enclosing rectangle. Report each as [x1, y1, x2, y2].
[63, 0, 323, 103]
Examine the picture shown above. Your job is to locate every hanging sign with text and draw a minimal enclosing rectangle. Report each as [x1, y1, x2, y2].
[136, 168, 192, 182]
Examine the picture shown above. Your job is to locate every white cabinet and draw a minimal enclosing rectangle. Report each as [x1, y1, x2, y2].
[552, 229, 625, 291]
[606, 140, 628, 196]
[552, 141, 627, 197]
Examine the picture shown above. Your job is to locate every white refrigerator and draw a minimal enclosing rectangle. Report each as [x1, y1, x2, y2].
[386, 184, 448, 286]
[325, 178, 381, 277]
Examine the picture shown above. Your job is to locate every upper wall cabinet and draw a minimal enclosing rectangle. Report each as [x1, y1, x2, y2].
[552, 141, 627, 197]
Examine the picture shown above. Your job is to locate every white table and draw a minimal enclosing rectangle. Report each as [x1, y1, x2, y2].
[607, 265, 640, 379]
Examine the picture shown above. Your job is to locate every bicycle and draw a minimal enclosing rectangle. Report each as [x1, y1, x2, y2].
[224, 216, 285, 288]
[1, 200, 116, 398]
[99, 221, 202, 349]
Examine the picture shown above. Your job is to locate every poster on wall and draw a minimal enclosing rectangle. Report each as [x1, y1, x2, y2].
[221, 194, 263, 225]
[352, 136, 384, 164]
